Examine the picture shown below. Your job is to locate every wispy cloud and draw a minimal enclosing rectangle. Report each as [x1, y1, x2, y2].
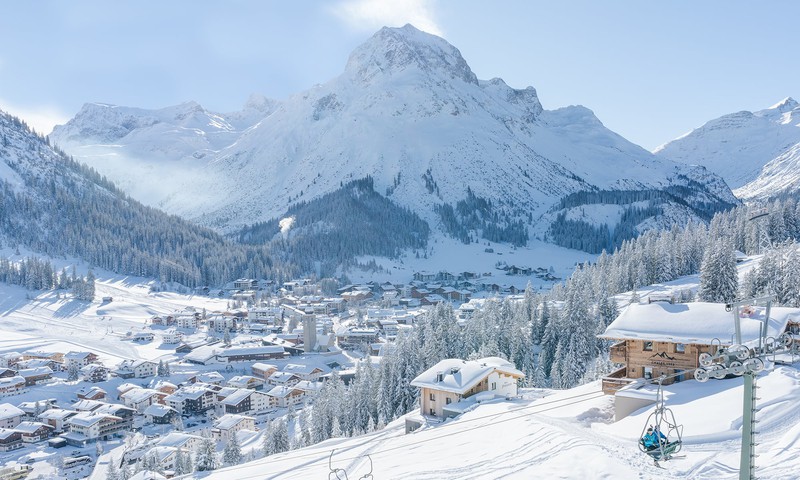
[330, 0, 443, 36]
[0, 99, 70, 136]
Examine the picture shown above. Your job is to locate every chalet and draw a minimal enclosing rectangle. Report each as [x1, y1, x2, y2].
[234, 278, 258, 290]
[599, 302, 800, 395]
[265, 386, 306, 408]
[164, 385, 216, 416]
[0, 352, 23, 369]
[335, 327, 379, 349]
[156, 432, 203, 452]
[207, 314, 238, 333]
[211, 414, 255, 442]
[80, 364, 109, 383]
[232, 290, 257, 303]
[0, 368, 15, 379]
[23, 351, 62, 363]
[421, 294, 447, 306]
[143, 404, 177, 425]
[37, 409, 78, 433]
[413, 271, 438, 282]
[410, 357, 525, 419]
[116, 383, 140, 399]
[184, 345, 222, 365]
[64, 352, 99, 369]
[219, 389, 271, 415]
[341, 290, 373, 304]
[0, 404, 24, 429]
[294, 380, 323, 396]
[174, 314, 200, 329]
[17, 367, 53, 386]
[15, 358, 58, 371]
[114, 359, 157, 379]
[14, 421, 53, 443]
[121, 388, 161, 413]
[227, 375, 264, 390]
[63, 412, 127, 446]
[153, 381, 178, 395]
[267, 372, 301, 387]
[161, 329, 183, 345]
[248, 306, 283, 324]
[282, 364, 327, 382]
[71, 399, 105, 412]
[129, 331, 155, 342]
[142, 446, 179, 471]
[216, 345, 287, 363]
[94, 404, 135, 429]
[193, 371, 225, 386]
[0, 429, 22, 451]
[17, 399, 55, 420]
[76, 386, 107, 401]
[251, 363, 279, 381]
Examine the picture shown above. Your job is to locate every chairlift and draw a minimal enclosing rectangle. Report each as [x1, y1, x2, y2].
[638, 378, 683, 463]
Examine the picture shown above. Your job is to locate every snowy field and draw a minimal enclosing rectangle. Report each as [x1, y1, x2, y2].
[195, 362, 800, 480]
[0, 272, 229, 365]
[346, 235, 595, 290]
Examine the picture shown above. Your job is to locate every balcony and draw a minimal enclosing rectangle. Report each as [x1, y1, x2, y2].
[601, 366, 633, 395]
[609, 341, 627, 364]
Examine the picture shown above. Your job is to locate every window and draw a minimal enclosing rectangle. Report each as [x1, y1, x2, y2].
[675, 343, 686, 353]
[429, 393, 435, 401]
[429, 408, 435, 415]
[643, 341, 653, 351]
[491, 382, 497, 390]
[643, 367, 653, 379]
[446, 398, 452, 405]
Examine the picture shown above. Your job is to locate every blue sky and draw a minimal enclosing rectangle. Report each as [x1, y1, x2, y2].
[0, 0, 797, 150]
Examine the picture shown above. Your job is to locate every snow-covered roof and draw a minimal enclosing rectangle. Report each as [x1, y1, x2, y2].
[121, 388, 159, 403]
[38, 408, 77, 421]
[0, 403, 24, 421]
[195, 371, 224, 383]
[214, 413, 254, 430]
[218, 345, 285, 357]
[266, 386, 300, 398]
[410, 357, 525, 395]
[13, 421, 52, 434]
[251, 362, 278, 372]
[157, 432, 202, 448]
[600, 302, 800, 345]
[68, 412, 108, 427]
[17, 366, 52, 377]
[283, 364, 325, 375]
[0, 376, 25, 387]
[144, 404, 175, 417]
[221, 389, 253, 406]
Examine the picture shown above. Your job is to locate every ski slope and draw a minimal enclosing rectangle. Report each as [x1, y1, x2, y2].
[196, 363, 800, 479]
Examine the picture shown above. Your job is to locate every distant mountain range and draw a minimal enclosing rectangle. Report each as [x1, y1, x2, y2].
[0, 110, 287, 286]
[51, 24, 737, 261]
[655, 97, 800, 201]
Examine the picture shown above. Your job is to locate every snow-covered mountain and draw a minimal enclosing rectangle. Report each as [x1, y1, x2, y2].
[0, 109, 283, 285]
[655, 97, 800, 200]
[52, 24, 737, 250]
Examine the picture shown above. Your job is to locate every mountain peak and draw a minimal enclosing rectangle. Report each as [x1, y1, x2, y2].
[345, 24, 478, 86]
[768, 97, 798, 111]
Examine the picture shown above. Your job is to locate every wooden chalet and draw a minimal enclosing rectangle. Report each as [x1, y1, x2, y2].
[599, 301, 800, 395]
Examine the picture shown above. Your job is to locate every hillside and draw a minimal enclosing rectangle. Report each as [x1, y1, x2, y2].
[52, 25, 737, 255]
[655, 97, 800, 201]
[0, 110, 287, 286]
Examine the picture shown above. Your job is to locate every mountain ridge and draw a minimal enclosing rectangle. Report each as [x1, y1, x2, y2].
[51, 25, 737, 258]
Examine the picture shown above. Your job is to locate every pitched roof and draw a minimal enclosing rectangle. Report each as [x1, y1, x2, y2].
[600, 302, 800, 345]
[0, 403, 24, 421]
[410, 357, 524, 395]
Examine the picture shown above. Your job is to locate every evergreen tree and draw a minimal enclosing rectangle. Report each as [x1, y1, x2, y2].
[194, 435, 217, 472]
[223, 433, 242, 466]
